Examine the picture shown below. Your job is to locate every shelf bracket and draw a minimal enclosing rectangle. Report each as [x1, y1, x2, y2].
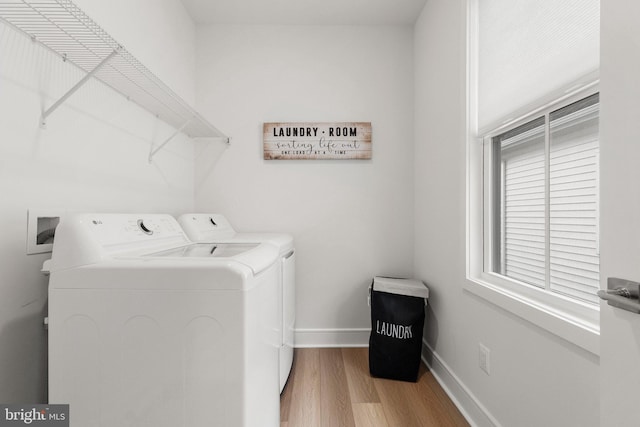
[40, 48, 120, 128]
[148, 118, 193, 163]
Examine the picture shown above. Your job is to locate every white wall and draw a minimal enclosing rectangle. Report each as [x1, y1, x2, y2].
[414, 1, 600, 426]
[194, 24, 415, 345]
[0, 0, 196, 402]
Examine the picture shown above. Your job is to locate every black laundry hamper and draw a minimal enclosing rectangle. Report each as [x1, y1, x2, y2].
[368, 276, 429, 382]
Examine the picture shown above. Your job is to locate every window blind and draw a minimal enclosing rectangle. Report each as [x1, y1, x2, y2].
[502, 124, 546, 288]
[549, 98, 600, 303]
[498, 95, 600, 304]
[478, 0, 600, 131]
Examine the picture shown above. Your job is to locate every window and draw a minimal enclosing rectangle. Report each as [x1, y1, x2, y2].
[487, 93, 600, 305]
[468, 0, 600, 354]
[470, 89, 601, 342]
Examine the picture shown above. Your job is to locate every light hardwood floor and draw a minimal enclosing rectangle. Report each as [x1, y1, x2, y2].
[280, 348, 469, 427]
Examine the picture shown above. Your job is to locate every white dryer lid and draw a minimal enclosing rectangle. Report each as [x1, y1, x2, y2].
[141, 242, 279, 275]
[147, 243, 259, 258]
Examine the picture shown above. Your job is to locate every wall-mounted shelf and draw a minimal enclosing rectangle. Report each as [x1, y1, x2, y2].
[0, 0, 229, 161]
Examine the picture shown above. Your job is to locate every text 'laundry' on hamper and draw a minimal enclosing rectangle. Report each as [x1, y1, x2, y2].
[368, 276, 429, 382]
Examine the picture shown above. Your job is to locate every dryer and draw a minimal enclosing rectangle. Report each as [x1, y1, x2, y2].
[47, 213, 280, 427]
[178, 214, 295, 392]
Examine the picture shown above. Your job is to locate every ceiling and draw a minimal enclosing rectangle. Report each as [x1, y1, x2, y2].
[180, 0, 428, 25]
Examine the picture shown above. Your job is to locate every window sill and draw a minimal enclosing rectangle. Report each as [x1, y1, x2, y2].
[464, 276, 600, 356]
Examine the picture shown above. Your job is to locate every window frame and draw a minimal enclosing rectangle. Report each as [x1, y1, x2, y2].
[466, 84, 601, 356]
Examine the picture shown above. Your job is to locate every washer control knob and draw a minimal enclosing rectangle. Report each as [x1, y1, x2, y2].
[137, 219, 153, 235]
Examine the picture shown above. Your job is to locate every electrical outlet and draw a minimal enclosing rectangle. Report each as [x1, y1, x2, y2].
[479, 343, 491, 375]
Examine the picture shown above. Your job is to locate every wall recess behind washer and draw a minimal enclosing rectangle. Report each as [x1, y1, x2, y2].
[27, 209, 64, 255]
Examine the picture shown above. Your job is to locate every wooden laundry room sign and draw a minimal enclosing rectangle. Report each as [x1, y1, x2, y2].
[263, 122, 372, 160]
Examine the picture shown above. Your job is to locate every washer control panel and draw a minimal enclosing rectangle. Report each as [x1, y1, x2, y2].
[81, 214, 187, 247]
[178, 213, 237, 241]
[49, 213, 191, 270]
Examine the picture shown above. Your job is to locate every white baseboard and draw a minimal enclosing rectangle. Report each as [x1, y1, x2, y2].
[294, 328, 370, 348]
[421, 339, 501, 427]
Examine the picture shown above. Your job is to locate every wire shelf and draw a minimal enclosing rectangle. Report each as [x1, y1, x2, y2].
[0, 0, 227, 144]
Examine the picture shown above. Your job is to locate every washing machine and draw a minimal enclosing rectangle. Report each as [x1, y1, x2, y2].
[46, 213, 280, 427]
[178, 214, 295, 392]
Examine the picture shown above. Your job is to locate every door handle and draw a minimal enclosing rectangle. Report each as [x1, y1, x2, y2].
[598, 278, 640, 314]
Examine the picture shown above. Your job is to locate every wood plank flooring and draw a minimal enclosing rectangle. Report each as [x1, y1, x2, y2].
[280, 348, 469, 427]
